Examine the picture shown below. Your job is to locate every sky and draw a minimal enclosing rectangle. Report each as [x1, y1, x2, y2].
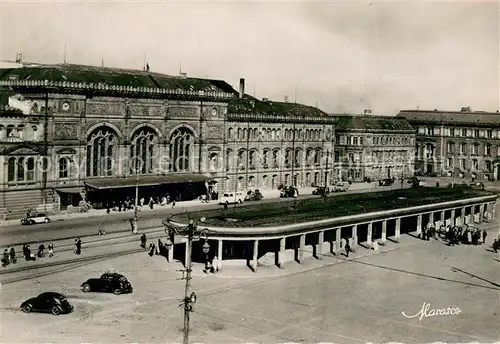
[0, 0, 498, 116]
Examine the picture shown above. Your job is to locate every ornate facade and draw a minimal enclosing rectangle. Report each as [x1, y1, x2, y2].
[332, 116, 416, 182]
[0, 64, 336, 219]
[397, 109, 500, 180]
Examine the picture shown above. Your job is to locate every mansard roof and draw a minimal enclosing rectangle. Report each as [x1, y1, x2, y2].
[227, 96, 335, 123]
[397, 109, 500, 127]
[0, 63, 237, 100]
[334, 115, 414, 132]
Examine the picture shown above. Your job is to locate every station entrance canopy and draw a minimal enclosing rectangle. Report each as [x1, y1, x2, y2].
[85, 173, 211, 190]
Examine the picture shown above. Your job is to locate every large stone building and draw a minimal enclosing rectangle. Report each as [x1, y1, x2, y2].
[397, 108, 500, 180]
[0, 63, 337, 219]
[332, 115, 416, 182]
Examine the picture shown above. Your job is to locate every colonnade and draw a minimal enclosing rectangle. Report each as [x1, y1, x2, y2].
[170, 200, 496, 273]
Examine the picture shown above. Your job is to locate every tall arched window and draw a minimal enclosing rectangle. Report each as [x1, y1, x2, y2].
[26, 158, 35, 181]
[86, 127, 118, 177]
[170, 128, 194, 172]
[130, 127, 158, 174]
[8, 157, 15, 182]
[226, 149, 232, 171]
[209, 153, 219, 172]
[17, 157, 25, 181]
[228, 128, 233, 140]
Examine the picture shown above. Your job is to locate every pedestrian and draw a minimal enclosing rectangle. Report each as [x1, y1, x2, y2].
[37, 244, 45, 258]
[9, 247, 16, 264]
[2, 248, 9, 267]
[48, 243, 54, 257]
[148, 243, 156, 257]
[74, 238, 82, 255]
[149, 198, 154, 210]
[344, 239, 351, 258]
[140, 234, 147, 249]
[482, 230, 487, 244]
[211, 256, 219, 273]
[172, 199, 176, 209]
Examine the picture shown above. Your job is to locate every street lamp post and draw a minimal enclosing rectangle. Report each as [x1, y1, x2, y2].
[132, 175, 139, 233]
[163, 216, 210, 344]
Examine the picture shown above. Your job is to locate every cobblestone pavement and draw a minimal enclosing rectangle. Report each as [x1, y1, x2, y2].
[1, 220, 499, 344]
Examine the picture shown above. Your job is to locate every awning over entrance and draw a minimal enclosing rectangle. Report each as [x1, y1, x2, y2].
[85, 174, 211, 190]
[56, 187, 84, 194]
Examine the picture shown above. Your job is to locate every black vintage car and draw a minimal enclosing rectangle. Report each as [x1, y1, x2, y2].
[20, 292, 74, 315]
[81, 273, 133, 295]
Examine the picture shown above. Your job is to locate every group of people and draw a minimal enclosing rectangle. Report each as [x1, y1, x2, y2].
[420, 222, 488, 246]
[139, 233, 219, 273]
[1, 243, 55, 267]
[1, 247, 17, 267]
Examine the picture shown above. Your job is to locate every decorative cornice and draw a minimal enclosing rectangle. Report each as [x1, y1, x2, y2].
[227, 112, 336, 124]
[0, 80, 235, 101]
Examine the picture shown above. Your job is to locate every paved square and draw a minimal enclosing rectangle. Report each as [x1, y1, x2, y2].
[1, 227, 499, 343]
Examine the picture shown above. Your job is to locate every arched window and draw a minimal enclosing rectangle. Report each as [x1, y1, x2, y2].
[170, 128, 194, 172]
[237, 176, 244, 190]
[237, 150, 246, 170]
[17, 157, 25, 181]
[26, 157, 35, 181]
[228, 128, 233, 140]
[243, 128, 247, 140]
[294, 149, 301, 167]
[285, 149, 292, 167]
[209, 153, 219, 172]
[130, 127, 158, 174]
[86, 127, 118, 177]
[226, 149, 232, 171]
[253, 128, 258, 139]
[272, 174, 278, 189]
[249, 151, 256, 169]
[8, 157, 15, 182]
[272, 149, 280, 168]
[59, 157, 69, 179]
[237, 128, 242, 140]
[305, 149, 313, 167]
[314, 149, 321, 165]
[262, 149, 269, 168]
[248, 175, 255, 188]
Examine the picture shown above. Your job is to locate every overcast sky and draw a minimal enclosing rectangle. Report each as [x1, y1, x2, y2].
[0, 0, 498, 115]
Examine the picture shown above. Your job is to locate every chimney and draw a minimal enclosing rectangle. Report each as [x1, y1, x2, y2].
[239, 78, 245, 99]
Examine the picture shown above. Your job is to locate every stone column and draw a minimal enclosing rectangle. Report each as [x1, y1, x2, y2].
[184, 241, 190, 268]
[367, 223, 373, 247]
[351, 225, 358, 252]
[217, 239, 223, 271]
[492, 202, 496, 220]
[467, 206, 473, 225]
[460, 207, 465, 226]
[450, 209, 456, 226]
[440, 211, 445, 227]
[335, 228, 342, 255]
[380, 220, 387, 245]
[395, 217, 401, 242]
[298, 234, 305, 263]
[479, 204, 485, 223]
[168, 244, 174, 263]
[317, 231, 324, 259]
[429, 212, 434, 228]
[278, 237, 285, 268]
[416, 214, 422, 235]
[252, 240, 259, 272]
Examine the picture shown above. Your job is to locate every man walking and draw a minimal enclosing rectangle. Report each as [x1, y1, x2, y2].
[344, 238, 351, 258]
[482, 229, 487, 244]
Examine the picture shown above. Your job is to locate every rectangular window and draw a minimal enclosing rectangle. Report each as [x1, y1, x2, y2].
[447, 142, 454, 153]
[459, 159, 465, 169]
[353, 137, 358, 145]
[359, 137, 364, 146]
[461, 129, 467, 137]
[450, 128, 455, 137]
[460, 143, 466, 154]
[472, 144, 479, 155]
[348, 153, 354, 162]
[474, 129, 479, 138]
[485, 145, 491, 156]
[446, 157, 453, 167]
[347, 136, 352, 145]
[487, 130, 493, 139]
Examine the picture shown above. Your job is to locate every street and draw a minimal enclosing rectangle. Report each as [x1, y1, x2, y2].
[0, 227, 498, 343]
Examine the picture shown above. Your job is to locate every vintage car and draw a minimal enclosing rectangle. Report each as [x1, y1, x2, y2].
[81, 273, 133, 295]
[244, 189, 264, 201]
[21, 212, 51, 225]
[219, 192, 245, 205]
[280, 186, 299, 198]
[378, 178, 395, 186]
[21, 292, 74, 315]
[332, 182, 350, 192]
[312, 186, 330, 196]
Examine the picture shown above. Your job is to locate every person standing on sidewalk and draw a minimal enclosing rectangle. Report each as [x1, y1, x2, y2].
[74, 238, 82, 255]
[344, 238, 351, 258]
[47, 243, 54, 257]
[140, 234, 147, 249]
[482, 229, 487, 244]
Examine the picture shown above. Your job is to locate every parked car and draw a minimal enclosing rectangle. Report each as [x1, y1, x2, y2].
[20, 292, 74, 315]
[470, 181, 485, 190]
[332, 182, 350, 192]
[379, 178, 395, 186]
[219, 192, 245, 205]
[280, 186, 299, 198]
[81, 273, 133, 295]
[21, 212, 51, 225]
[244, 189, 264, 201]
[312, 186, 330, 196]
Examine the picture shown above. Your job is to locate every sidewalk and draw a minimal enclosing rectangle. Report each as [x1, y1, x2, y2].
[0, 183, 406, 228]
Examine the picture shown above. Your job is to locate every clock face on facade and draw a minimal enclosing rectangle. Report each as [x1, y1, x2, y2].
[62, 101, 70, 112]
[211, 108, 218, 117]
